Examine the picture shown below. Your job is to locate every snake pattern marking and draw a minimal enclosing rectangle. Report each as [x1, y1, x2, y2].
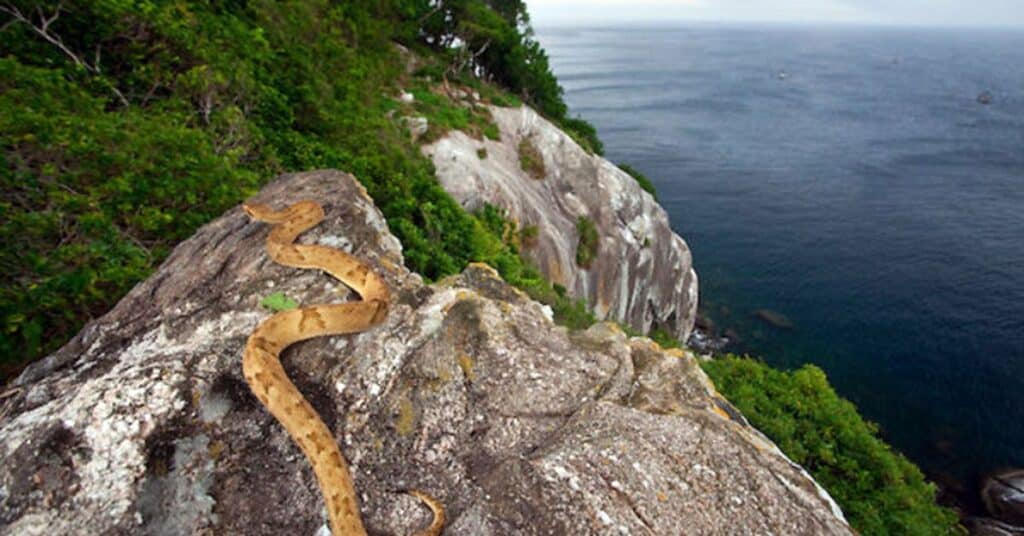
[242, 200, 444, 535]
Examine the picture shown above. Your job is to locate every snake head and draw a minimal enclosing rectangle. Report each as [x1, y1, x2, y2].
[241, 203, 263, 220]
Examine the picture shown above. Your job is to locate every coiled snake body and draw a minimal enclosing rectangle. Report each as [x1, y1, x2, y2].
[242, 200, 444, 535]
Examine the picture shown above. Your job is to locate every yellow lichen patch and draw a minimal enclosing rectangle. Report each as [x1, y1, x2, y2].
[457, 354, 476, 381]
[395, 395, 416, 437]
[712, 405, 733, 421]
[665, 348, 687, 359]
[191, 389, 203, 408]
[602, 321, 624, 335]
[467, 262, 502, 279]
[437, 362, 452, 383]
[442, 290, 478, 313]
[657, 492, 669, 502]
[208, 439, 226, 459]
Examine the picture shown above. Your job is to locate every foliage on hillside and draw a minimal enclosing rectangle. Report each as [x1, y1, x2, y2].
[416, 0, 603, 153]
[0, 0, 595, 378]
[702, 355, 963, 535]
[617, 163, 658, 200]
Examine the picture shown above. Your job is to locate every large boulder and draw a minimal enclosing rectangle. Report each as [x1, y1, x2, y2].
[423, 105, 699, 342]
[0, 170, 849, 535]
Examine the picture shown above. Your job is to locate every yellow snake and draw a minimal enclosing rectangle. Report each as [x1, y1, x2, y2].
[241, 200, 445, 536]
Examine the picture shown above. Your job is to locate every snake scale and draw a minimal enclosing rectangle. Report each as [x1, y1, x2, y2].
[242, 200, 444, 535]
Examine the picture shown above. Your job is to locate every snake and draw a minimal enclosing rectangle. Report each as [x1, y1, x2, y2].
[241, 200, 445, 536]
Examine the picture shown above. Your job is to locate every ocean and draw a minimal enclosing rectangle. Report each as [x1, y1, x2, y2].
[535, 23, 1024, 499]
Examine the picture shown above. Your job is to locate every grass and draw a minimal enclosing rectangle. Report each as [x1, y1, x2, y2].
[617, 163, 658, 200]
[575, 216, 600, 268]
[518, 137, 546, 179]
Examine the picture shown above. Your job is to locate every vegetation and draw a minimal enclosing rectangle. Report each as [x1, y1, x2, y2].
[403, 82, 500, 143]
[477, 147, 488, 159]
[0, 3, 960, 532]
[517, 137, 546, 179]
[416, 0, 602, 153]
[702, 355, 963, 535]
[575, 216, 600, 268]
[519, 224, 539, 248]
[0, 0, 596, 378]
[260, 292, 298, 312]
[617, 163, 658, 200]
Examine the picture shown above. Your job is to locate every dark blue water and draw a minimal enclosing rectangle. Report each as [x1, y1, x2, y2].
[537, 23, 1024, 494]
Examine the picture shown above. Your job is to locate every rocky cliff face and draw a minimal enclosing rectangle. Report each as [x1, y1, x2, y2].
[423, 105, 699, 342]
[0, 171, 849, 535]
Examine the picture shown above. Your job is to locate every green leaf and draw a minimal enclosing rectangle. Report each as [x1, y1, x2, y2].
[260, 291, 298, 312]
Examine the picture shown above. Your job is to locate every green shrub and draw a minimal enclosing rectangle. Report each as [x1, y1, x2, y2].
[617, 163, 658, 200]
[519, 225, 539, 248]
[561, 116, 604, 155]
[406, 83, 498, 143]
[0, 0, 596, 379]
[701, 355, 963, 535]
[575, 216, 600, 268]
[517, 137, 546, 179]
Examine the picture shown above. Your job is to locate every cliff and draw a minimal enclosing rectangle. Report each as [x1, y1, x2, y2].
[0, 171, 850, 535]
[423, 104, 699, 343]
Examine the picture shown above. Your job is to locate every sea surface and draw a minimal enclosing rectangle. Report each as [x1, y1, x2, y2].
[536, 23, 1024, 498]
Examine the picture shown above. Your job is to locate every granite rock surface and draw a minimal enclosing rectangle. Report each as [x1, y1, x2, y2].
[0, 171, 849, 535]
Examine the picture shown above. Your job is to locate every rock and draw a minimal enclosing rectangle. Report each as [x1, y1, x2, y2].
[399, 91, 415, 104]
[402, 116, 429, 140]
[978, 91, 993, 105]
[423, 105, 699, 342]
[754, 309, 795, 330]
[965, 517, 1024, 535]
[0, 170, 851, 535]
[694, 313, 716, 333]
[983, 469, 1024, 526]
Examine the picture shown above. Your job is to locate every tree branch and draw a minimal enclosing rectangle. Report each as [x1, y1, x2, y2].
[1, 2, 129, 107]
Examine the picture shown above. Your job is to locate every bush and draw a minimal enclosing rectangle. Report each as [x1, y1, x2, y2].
[617, 163, 657, 200]
[0, 0, 593, 379]
[701, 355, 963, 535]
[517, 137, 546, 179]
[575, 216, 600, 268]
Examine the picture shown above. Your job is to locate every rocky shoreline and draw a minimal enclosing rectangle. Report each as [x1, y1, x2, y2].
[688, 308, 1024, 535]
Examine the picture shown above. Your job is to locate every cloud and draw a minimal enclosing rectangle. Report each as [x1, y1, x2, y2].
[528, 0, 1024, 26]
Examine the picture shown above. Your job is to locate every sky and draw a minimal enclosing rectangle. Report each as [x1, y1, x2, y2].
[528, 0, 1024, 27]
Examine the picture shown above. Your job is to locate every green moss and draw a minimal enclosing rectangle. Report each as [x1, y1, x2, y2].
[702, 355, 964, 535]
[518, 137, 546, 179]
[476, 147, 488, 159]
[575, 216, 600, 268]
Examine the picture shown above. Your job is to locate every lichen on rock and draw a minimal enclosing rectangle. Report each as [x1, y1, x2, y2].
[0, 170, 849, 535]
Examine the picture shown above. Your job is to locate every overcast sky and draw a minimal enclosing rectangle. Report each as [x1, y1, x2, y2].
[529, 0, 1024, 27]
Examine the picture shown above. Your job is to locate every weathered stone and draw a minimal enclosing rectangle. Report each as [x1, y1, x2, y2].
[402, 116, 429, 140]
[965, 516, 1024, 535]
[423, 105, 699, 343]
[984, 469, 1024, 526]
[0, 171, 850, 535]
